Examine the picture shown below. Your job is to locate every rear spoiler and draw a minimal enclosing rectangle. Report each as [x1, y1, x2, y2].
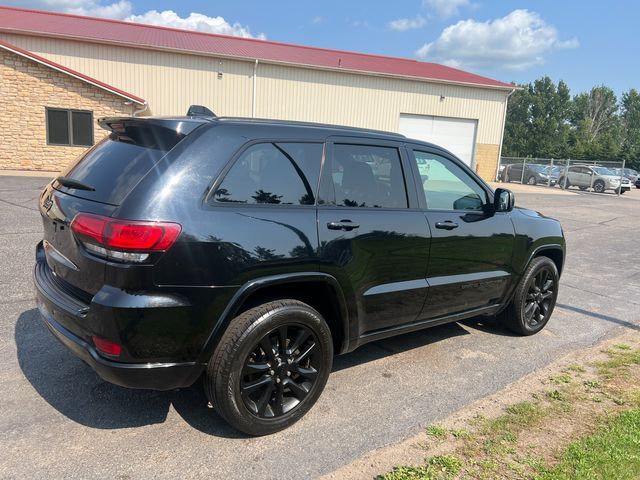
[97, 117, 206, 150]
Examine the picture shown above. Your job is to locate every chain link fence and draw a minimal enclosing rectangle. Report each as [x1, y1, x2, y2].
[497, 157, 638, 196]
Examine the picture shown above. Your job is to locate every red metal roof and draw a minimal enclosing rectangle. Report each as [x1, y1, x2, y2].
[0, 6, 514, 90]
[0, 38, 146, 104]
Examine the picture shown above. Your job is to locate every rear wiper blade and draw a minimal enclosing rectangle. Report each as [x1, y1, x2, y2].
[55, 176, 95, 191]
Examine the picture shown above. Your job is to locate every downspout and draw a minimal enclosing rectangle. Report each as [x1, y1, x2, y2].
[252, 59, 259, 118]
[133, 101, 149, 117]
[494, 88, 516, 181]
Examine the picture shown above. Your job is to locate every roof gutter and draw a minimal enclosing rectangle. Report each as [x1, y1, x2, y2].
[132, 101, 149, 117]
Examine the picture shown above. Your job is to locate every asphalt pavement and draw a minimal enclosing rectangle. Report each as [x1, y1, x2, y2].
[1, 175, 639, 479]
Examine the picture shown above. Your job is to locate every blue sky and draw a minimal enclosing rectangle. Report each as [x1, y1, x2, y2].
[6, 0, 638, 95]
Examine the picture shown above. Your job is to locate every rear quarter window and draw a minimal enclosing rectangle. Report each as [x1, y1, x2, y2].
[212, 142, 323, 206]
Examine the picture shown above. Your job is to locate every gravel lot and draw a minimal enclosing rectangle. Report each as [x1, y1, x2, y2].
[1, 175, 639, 479]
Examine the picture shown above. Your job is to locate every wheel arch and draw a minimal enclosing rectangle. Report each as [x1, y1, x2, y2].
[198, 273, 351, 362]
[531, 245, 565, 276]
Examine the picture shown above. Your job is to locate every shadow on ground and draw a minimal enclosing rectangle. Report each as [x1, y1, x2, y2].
[16, 308, 500, 436]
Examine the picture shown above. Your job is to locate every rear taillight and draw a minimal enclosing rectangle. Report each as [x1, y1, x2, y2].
[70, 213, 181, 263]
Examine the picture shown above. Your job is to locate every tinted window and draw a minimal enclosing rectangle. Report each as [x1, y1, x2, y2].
[46, 108, 93, 146]
[71, 111, 93, 146]
[213, 143, 322, 205]
[413, 151, 487, 211]
[47, 109, 69, 145]
[329, 144, 407, 208]
[58, 122, 189, 205]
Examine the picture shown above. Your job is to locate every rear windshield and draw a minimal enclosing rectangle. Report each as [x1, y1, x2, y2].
[56, 124, 187, 205]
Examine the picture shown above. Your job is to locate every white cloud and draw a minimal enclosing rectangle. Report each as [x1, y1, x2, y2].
[416, 9, 579, 71]
[423, 0, 471, 19]
[5, 1, 264, 38]
[312, 16, 324, 24]
[388, 15, 426, 32]
[127, 10, 264, 39]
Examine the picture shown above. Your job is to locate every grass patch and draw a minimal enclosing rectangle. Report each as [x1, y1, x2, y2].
[565, 364, 586, 373]
[551, 373, 572, 384]
[379, 343, 640, 480]
[379, 455, 461, 480]
[597, 348, 640, 376]
[426, 425, 448, 440]
[449, 428, 472, 439]
[536, 409, 640, 480]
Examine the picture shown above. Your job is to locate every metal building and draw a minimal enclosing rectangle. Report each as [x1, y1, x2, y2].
[0, 6, 514, 179]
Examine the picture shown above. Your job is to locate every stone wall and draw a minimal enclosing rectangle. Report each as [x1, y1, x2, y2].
[475, 143, 500, 182]
[0, 49, 135, 171]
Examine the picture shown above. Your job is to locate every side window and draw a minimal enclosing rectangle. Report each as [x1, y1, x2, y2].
[413, 151, 487, 211]
[213, 142, 322, 205]
[330, 144, 407, 208]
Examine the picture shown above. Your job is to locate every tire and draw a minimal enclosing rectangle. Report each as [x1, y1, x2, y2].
[527, 176, 537, 185]
[593, 180, 605, 193]
[205, 299, 333, 436]
[498, 257, 559, 336]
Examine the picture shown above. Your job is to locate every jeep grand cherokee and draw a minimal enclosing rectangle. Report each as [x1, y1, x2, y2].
[35, 115, 565, 435]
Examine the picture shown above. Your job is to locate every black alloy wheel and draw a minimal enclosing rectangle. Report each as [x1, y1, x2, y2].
[241, 324, 321, 418]
[522, 267, 555, 329]
[499, 256, 559, 335]
[205, 299, 333, 435]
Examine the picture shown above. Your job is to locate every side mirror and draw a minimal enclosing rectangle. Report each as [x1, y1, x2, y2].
[494, 188, 515, 212]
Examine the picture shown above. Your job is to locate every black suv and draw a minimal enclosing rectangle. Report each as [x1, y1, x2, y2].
[34, 116, 565, 435]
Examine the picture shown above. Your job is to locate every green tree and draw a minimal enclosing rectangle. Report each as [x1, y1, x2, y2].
[620, 88, 640, 169]
[503, 77, 572, 159]
[569, 86, 621, 160]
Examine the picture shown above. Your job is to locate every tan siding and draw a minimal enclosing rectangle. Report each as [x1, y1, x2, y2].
[255, 63, 506, 143]
[0, 33, 508, 145]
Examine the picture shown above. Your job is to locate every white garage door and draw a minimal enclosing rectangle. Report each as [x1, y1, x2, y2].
[399, 114, 478, 166]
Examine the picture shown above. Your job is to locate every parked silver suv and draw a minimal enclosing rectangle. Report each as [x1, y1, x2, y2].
[559, 165, 631, 194]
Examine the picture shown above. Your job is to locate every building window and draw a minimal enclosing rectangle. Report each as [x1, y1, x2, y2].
[46, 108, 94, 147]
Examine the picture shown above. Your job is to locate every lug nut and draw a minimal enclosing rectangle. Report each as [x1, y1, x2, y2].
[276, 378, 281, 383]
[269, 369, 275, 375]
[287, 371, 291, 376]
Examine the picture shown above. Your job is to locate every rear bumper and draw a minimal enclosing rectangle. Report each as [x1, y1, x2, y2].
[33, 241, 205, 390]
[37, 302, 203, 390]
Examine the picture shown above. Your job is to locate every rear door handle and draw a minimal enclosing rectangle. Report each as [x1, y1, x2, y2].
[327, 220, 360, 231]
[435, 221, 459, 230]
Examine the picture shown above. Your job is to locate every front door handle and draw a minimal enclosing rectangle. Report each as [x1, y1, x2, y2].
[327, 220, 360, 231]
[435, 221, 459, 230]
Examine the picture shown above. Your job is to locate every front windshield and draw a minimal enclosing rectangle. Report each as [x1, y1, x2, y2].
[529, 164, 547, 173]
[624, 168, 638, 175]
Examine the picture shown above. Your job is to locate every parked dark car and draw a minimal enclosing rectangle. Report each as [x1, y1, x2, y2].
[502, 163, 558, 186]
[34, 115, 565, 435]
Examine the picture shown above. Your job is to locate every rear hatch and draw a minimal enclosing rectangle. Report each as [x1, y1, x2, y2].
[39, 117, 204, 296]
